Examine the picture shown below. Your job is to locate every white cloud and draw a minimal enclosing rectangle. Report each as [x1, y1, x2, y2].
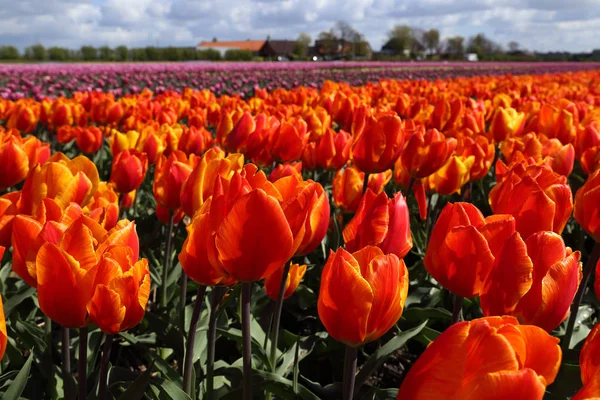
[0, 0, 597, 52]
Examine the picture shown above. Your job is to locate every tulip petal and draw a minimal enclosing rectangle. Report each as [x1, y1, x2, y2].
[87, 284, 126, 334]
[215, 190, 294, 282]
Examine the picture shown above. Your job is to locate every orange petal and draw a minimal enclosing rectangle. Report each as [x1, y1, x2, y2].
[215, 189, 294, 282]
[87, 284, 126, 334]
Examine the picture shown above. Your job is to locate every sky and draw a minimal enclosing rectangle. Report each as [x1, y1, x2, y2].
[0, 0, 599, 53]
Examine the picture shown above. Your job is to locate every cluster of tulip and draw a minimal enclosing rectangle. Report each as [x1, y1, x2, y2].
[0, 68, 600, 400]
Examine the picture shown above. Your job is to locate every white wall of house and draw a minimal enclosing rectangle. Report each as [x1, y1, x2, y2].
[195, 46, 239, 56]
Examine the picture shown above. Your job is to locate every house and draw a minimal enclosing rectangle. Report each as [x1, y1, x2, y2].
[312, 39, 372, 60]
[196, 40, 265, 56]
[258, 40, 296, 60]
[465, 53, 479, 62]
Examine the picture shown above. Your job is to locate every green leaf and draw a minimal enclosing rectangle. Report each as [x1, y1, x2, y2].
[3, 351, 34, 399]
[155, 379, 191, 400]
[117, 365, 153, 400]
[402, 307, 452, 322]
[218, 368, 320, 400]
[354, 320, 428, 391]
[546, 362, 580, 398]
[3, 286, 36, 317]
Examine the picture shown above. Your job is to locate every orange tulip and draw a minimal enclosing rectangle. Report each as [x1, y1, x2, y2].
[425, 202, 516, 298]
[536, 102, 576, 145]
[20, 135, 50, 169]
[576, 121, 600, 158]
[12, 203, 89, 287]
[268, 162, 302, 183]
[273, 175, 330, 256]
[574, 169, 600, 242]
[332, 166, 392, 213]
[264, 263, 307, 301]
[87, 244, 150, 334]
[427, 155, 474, 195]
[178, 126, 213, 156]
[0, 139, 29, 191]
[456, 135, 495, 181]
[270, 118, 309, 163]
[153, 150, 196, 210]
[580, 146, 600, 175]
[573, 323, 600, 400]
[180, 149, 244, 218]
[19, 153, 100, 217]
[37, 218, 141, 328]
[481, 231, 581, 332]
[85, 182, 120, 230]
[0, 295, 6, 361]
[181, 164, 294, 283]
[76, 126, 103, 154]
[397, 316, 561, 400]
[489, 161, 572, 240]
[110, 150, 149, 194]
[318, 246, 408, 346]
[489, 107, 525, 142]
[311, 128, 352, 170]
[401, 129, 457, 178]
[343, 189, 412, 259]
[351, 113, 404, 174]
[0, 192, 19, 247]
[542, 139, 575, 177]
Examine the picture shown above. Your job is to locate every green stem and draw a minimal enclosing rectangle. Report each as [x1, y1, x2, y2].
[342, 346, 358, 400]
[563, 242, 600, 350]
[206, 286, 227, 399]
[79, 327, 88, 400]
[183, 286, 207, 395]
[241, 283, 253, 400]
[270, 263, 291, 371]
[362, 172, 370, 195]
[62, 326, 75, 400]
[160, 211, 175, 308]
[451, 295, 463, 325]
[179, 274, 188, 333]
[98, 335, 113, 400]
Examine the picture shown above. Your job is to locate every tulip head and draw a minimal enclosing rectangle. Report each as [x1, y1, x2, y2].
[397, 316, 561, 400]
[110, 150, 148, 194]
[332, 166, 392, 213]
[264, 263, 307, 301]
[401, 129, 457, 178]
[489, 107, 525, 142]
[490, 161, 573, 240]
[153, 150, 196, 210]
[318, 246, 408, 346]
[76, 126, 104, 154]
[268, 162, 303, 183]
[573, 324, 600, 400]
[425, 202, 516, 298]
[351, 114, 404, 174]
[574, 169, 600, 242]
[343, 190, 412, 259]
[480, 231, 581, 332]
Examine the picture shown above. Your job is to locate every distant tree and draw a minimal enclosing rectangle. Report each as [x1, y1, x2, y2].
[293, 32, 312, 58]
[80, 46, 98, 61]
[387, 25, 413, 54]
[145, 46, 161, 61]
[467, 33, 501, 58]
[333, 21, 364, 58]
[115, 45, 129, 61]
[317, 30, 339, 57]
[25, 44, 46, 61]
[212, 37, 217, 42]
[164, 47, 183, 61]
[48, 46, 69, 61]
[423, 29, 440, 54]
[132, 48, 148, 61]
[98, 46, 113, 61]
[0, 46, 20, 60]
[198, 49, 221, 61]
[508, 41, 520, 52]
[446, 36, 464, 57]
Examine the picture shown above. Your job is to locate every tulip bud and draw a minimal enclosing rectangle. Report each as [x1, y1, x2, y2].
[110, 150, 149, 194]
[264, 263, 307, 301]
[574, 169, 600, 242]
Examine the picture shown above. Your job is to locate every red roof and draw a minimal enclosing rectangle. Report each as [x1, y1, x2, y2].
[198, 40, 265, 52]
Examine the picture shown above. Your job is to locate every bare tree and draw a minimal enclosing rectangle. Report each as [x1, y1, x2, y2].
[446, 36, 464, 56]
[508, 41, 520, 52]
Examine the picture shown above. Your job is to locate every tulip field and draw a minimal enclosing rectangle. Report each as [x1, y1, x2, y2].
[1, 62, 600, 400]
